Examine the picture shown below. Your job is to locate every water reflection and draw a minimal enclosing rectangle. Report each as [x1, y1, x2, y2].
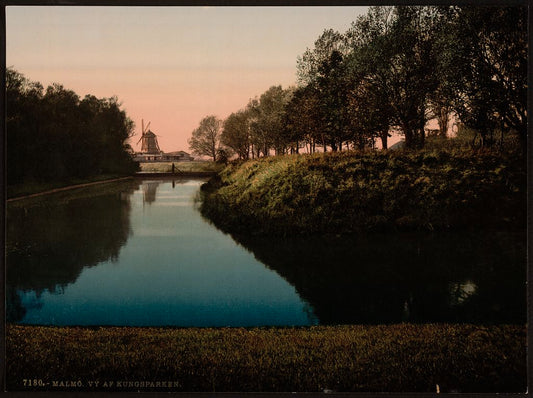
[6, 180, 139, 322]
[5, 179, 526, 326]
[229, 230, 526, 324]
[6, 180, 316, 327]
[142, 181, 161, 204]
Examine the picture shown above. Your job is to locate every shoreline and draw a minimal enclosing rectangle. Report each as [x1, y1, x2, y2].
[6, 176, 135, 202]
[134, 171, 217, 178]
[6, 172, 217, 201]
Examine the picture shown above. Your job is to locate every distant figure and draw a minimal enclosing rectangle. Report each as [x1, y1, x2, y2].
[171, 163, 175, 174]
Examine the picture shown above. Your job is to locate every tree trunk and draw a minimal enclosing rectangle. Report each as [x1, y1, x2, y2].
[380, 128, 389, 150]
[419, 128, 425, 148]
[438, 108, 449, 137]
[418, 116, 426, 148]
[403, 122, 415, 149]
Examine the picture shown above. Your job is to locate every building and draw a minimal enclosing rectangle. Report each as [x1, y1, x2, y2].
[133, 120, 194, 162]
[133, 150, 194, 162]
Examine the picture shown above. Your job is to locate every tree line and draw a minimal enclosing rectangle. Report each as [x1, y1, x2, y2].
[6, 68, 138, 186]
[189, 5, 527, 161]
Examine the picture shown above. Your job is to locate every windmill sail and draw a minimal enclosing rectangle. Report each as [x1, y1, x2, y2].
[138, 119, 161, 154]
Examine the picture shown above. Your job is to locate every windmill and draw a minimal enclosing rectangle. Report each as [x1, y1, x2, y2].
[137, 119, 162, 154]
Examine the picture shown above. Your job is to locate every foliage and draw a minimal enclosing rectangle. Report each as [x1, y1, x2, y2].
[215, 148, 230, 164]
[6, 68, 138, 187]
[188, 115, 224, 162]
[6, 324, 526, 392]
[195, 6, 527, 155]
[221, 109, 252, 160]
[283, 84, 323, 153]
[246, 86, 294, 157]
[439, 6, 528, 147]
[200, 148, 525, 236]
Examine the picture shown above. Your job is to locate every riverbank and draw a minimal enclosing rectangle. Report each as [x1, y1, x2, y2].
[6, 162, 222, 200]
[6, 323, 526, 393]
[134, 171, 216, 178]
[139, 160, 223, 173]
[200, 149, 526, 236]
[6, 174, 134, 200]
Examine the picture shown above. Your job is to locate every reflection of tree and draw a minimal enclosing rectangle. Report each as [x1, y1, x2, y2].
[6, 180, 139, 322]
[231, 230, 526, 325]
[142, 181, 161, 204]
[5, 286, 27, 323]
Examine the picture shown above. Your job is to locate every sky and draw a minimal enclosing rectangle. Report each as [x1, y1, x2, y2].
[6, 6, 369, 153]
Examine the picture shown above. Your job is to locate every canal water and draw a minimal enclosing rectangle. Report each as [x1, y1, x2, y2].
[5, 179, 526, 326]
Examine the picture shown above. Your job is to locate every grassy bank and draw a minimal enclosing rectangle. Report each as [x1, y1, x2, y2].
[6, 324, 525, 393]
[200, 149, 526, 235]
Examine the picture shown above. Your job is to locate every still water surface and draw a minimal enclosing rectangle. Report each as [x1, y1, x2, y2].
[6, 179, 526, 326]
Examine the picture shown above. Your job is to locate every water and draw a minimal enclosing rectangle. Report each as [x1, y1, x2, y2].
[5, 179, 526, 326]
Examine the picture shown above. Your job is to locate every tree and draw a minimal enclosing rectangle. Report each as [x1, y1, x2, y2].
[245, 86, 293, 157]
[257, 86, 294, 155]
[284, 85, 322, 153]
[6, 68, 44, 184]
[6, 68, 138, 187]
[297, 30, 353, 152]
[222, 110, 251, 160]
[441, 6, 527, 148]
[345, 7, 395, 149]
[188, 115, 223, 162]
[345, 6, 445, 150]
[297, 29, 348, 87]
[347, 77, 391, 150]
[384, 6, 441, 149]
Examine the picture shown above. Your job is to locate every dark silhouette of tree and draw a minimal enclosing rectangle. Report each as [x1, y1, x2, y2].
[439, 6, 527, 148]
[297, 29, 350, 151]
[222, 110, 251, 160]
[188, 115, 223, 162]
[6, 68, 138, 189]
[255, 85, 294, 155]
[283, 85, 322, 153]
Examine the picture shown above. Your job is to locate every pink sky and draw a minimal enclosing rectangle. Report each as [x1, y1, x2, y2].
[6, 6, 370, 153]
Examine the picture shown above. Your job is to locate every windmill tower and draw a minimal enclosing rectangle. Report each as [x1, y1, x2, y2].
[137, 119, 161, 154]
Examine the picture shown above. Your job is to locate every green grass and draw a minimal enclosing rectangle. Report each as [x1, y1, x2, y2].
[139, 161, 223, 173]
[6, 324, 526, 393]
[200, 148, 526, 235]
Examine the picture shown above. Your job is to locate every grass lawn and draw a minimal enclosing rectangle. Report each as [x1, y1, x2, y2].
[6, 323, 526, 393]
